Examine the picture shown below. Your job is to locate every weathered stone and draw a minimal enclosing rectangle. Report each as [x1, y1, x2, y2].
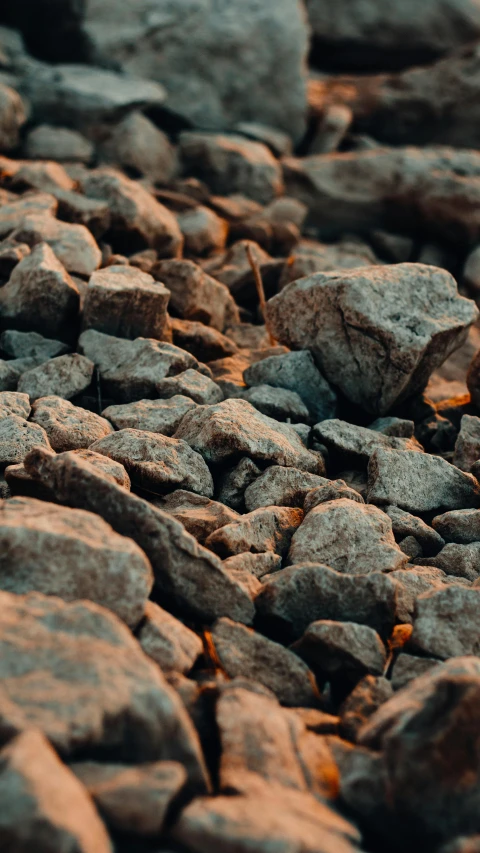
[390, 566, 461, 623]
[54, 189, 111, 238]
[177, 205, 228, 256]
[100, 110, 177, 184]
[369, 416, 415, 437]
[0, 730, 110, 853]
[0, 242, 79, 340]
[386, 505, 445, 555]
[454, 414, 480, 472]
[138, 601, 203, 676]
[292, 621, 387, 685]
[217, 457, 262, 510]
[0, 329, 69, 361]
[256, 563, 399, 641]
[171, 317, 238, 362]
[410, 585, 480, 658]
[0, 495, 152, 627]
[155, 369, 223, 405]
[156, 490, 239, 544]
[244, 466, 329, 512]
[0, 414, 50, 469]
[25, 123, 94, 163]
[175, 399, 324, 474]
[267, 264, 477, 416]
[31, 395, 113, 452]
[0, 390, 30, 420]
[368, 448, 480, 512]
[0, 236, 29, 278]
[71, 759, 186, 837]
[432, 509, 480, 544]
[244, 350, 337, 423]
[90, 428, 214, 497]
[103, 396, 196, 437]
[25, 448, 254, 625]
[303, 481, 365, 513]
[0, 80, 25, 151]
[340, 676, 393, 742]
[154, 259, 239, 332]
[0, 191, 58, 239]
[223, 551, 282, 579]
[18, 353, 94, 401]
[83, 265, 171, 341]
[12, 212, 101, 276]
[206, 506, 304, 558]
[3, 157, 75, 193]
[242, 384, 310, 423]
[211, 618, 318, 707]
[314, 419, 423, 463]
[391, 653, 441, 691]
[289, 499, 407, 574]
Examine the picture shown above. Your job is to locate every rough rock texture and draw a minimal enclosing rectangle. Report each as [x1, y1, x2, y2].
[303, 481, 365, 512]
[386, 505, 445, 555]
[206, 505, 304, 558]
[154, 259, 239, 332]
[18, 353, 94, 401]
[31, 396, 113, 452]
[433, 509, 480, 544]
[410, 586, 480, 658]
[314, 419, 423, 462]
[244, 466, 329, 511]
[0, 415, 51, 468]
[156, 489, 240, 544]
[266, 264, 477, 415]
[292, 620, 387, 684]
[155, 369, 223, 405]
[102, 396, 196, 437]
[12, 212, 101, 276]
[138, 600, 203, 676]
[453, 415, 480, 472]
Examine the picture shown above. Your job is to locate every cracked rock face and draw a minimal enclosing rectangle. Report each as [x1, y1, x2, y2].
[266, 263, 478, 415]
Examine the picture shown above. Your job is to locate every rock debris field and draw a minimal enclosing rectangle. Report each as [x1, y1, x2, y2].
[3, 1, 480, 851]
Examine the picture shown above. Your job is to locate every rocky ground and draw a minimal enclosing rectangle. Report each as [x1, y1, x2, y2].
[0, 1, 480, 852]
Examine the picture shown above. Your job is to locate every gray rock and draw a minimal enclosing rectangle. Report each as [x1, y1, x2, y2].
[18, 353, 94, 401]
[267, 264, 478, 416]
[153, 259, 239, 332]
[244, 349, 337, 423]
[0, 414, 51, 468]
[177, 205, 228, 257]
[155, 369, 223, 405]
[369, 416, 415, 437]
[303, 481, 365, 512]
[217, 456, 262, 510]
[12, 212, 102, 276]
[0, 242, 79, 340]
[278, 236, 378, 290]
[386, 505, 445, 556]
[389, 567, 449, 623]
[453, 414, 480, 472]
[256, 562, 399, 640]
[242, 384, 310, 423]
[340, 675, 393, 742]
[0, 730, 111, 853]
[175, 399, 325, 474]
[211, 618, 318, 707]
[102, 396, 197, 437]
[368, 448, 480, 512]
[171, 317, 238, 362]
[292, 621, 387, 684]
[433, 509, 480, 543]
[0, 495, 152, 627]
[90, 428, 214, 497]
[0, 329, 69, 360]
[244, 466, 329, 511]
[0, 81, 26, 151]
[156, 490, 239, 545]
[289, 498, 407, 574]
[314, 419, 423, 462]
[391, 653, 442, 691]
[0, 191, 58, 239]
[100, 110, 177, 184]
[25, 124, 94, 163]
[31, 395, 113, 452]
[83, 265, 171, 342]
[138, 600, 203, 675]
[410, 585, 480, 658]
[0, 390, 30, 419]
[0, 236, 30, 278]
[223, 551, 283, 579]
[205, 505, 304, 558]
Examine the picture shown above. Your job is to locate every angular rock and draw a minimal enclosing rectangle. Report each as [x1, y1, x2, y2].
[303, 481, 365, 513]
[244, 466, 329, 511]
[177, 205, 228, 257]
[454, 414, 480, 472]
[171, 317, 238, 362]
[0, 191, 57, 239]
[0, 730, 110, 853]
[314, 419, 423, 463]
[206, 506, 304, 558]
[410, 586, 480, 658]
[340, 675, 393, 742]
[0, 80, 26, 151]
[386, 505, 445, 555]
[12, 212, 101, 276]
[0, 390, 30, 420]
[102, 396, 196, 437]
[432, 509, 480, 544]
[217, 456, 262, 510]
[156, 490, 239, 545]
[288, 499, 407, 574]
[242, 384, 310, 423]
[155, 369, 223, 405]
[369, 416, 415, 438]
[100, 110, 177, 184]
[368, 448, 480, 512]
[0, 495, 152, 627]
[389, 567, 454, 623]
[267, 264, 478, 416]
[0, 236, 30, 278]
[292, 621, 387, 685]
[0, 414, 50, 468]
[25, 124, 94, 163]
[138, 601, 202, 676]
[18, 353, 94, 401]
[90, 428, 214, 497]
[153, 259, 239, 332]
[223, 551, 283, 580]
[31, 395, 113, 452]
[391, 653, 441, 691]
[0, 329, 69, 361]
[83, 265, 171, 341]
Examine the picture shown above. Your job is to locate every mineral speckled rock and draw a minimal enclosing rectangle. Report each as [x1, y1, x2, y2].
[154, 259, 239, 332]
[31, 396, 113, 452]
[156, 489, 240, 544]
[432, 509, 480, 543]
[314, 418, 423, 462]
[12, 212, 102, 277]
[0, 390, 30, 419]
[0, 414, 51, 468]
[206, 505, 304, 558]
[419, 542, 480, 581]
[410, 585, 480, 658]
[18, 353, 94, 401]
[138, 600, 203, 676]
[266, 264, 478, 415]
[453, 414, 480, 471]
[292, 621, 387, 685]
[155, 369, 223, 405]
[244, 466, 329, 511]
[386, 505, 445, 555]
[303, 481, 365, 512]
[102, 396, 197, 436]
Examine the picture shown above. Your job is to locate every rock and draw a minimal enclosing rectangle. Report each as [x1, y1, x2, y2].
[24, 123, 94, 163]
[256, 563, 399, 641]
[0, 242, 79, 340]
[244, 350, 337, 423]
[71, 759, 187, 836]
[464, 245, 480, 294]
[12, 212, 101, 276]
[0, 414, 51, 468]
[177, 205, 228, 257]
[100, 110, 177, 184]
[314, 419, 423, 463]
[155, 369, 223, 405]
[303, 481, 365, 512]
[453, 415, 480, 472]
[79, 168, 183, 257]
[90, 428, 214, 497]
[2, 157, 75, 193]
[175, 399, 325, 474]
[216, 457, 262, 510]
[367, 448, 480, 512]
[206, 506, 304, 558]
[171, 317, 238, 362]
[25, 447, 254, 625]
[389, 567, 453, 623]
[31, 396, 113, 452]
[83, 265, 171, 342]
[234, 122, 294, 157]
[0, 589, 208, 784]
[54, 189, 111, 238]
[267, 264, 478, 416]
[153, 259, 239, 332]
[156, 490, 239, 545]
[288, 499, 407, 574]
[223, 551, 283, 579]
[292, 621, 387, 686]
[0, 495, 152, 626]
[0, 329, 69, 361]
[138, 601, 202, 676]
[0, 81, 25, 151]
[18, 353, 94, 401]
[386, 505, 445, 555]
[242, 384, 310, 423]
[369, 416, 415, 438]
[391, 653, 441, 691]
[0, 730, 111, 853]
[0, 237, 30, 279]
[102, 396, 196, 437]
[0, 390, 30, 419]
[432, 509, 480, 544]
[79, 329, 198, 403]
[340, 676, 393, 742]
[211, 618, 318, 707]
[244, 466, 329, 511]
[410, 586, 480, 658]
[279, 236, 377, 290]
[359, 656, 480, 845]
[0, 191, 57, 239]
[180, 132, 283, 205]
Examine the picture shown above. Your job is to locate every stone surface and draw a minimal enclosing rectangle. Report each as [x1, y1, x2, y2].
[266, 264, 477, 416]
[288, 498, 407, 574]
[156, 490, 240, 544]
[314, 419, 423, 462]
[0, 329, 69, 361]
[102, 396, 197, 437]
[175, 399, 324, 474]
[83, 265, 171, 342]
[340, 675, 393, 742]
[0, 80, 26, 151]
[155, 369, 223, 405]
[303, 481, 365, 512]
[410, 586, 480, 658]
[31, 395, 113, 452]
[171, 317, 238, 362]
[0, 495, 152, 627]
[368, 448, 480, 512]
[386, 505, 445, 555]
[25, 123, 94, 163]
[0, 414, 51, 468]
[420, 542, 480, 581]
[242, 384, 310, 423]
[154, 259, 239, 332]
[454, 415, 480, 472]
[100, 110, 177, 184]
[0, 191, 58, 238]
[0, 390, 30, 419]
[391, 653, 441, 691]
[217, 457, 262, 510]
[206, 506, 304, 558]
[433, 509, 480, 543]
[177, 205, 228, 257]
[90, 428, 214, 497]
[18, 353, 94, 401]
[244, 466, 329, 511]
[292, 621, 387, 685]
[138, 600, 203, 676]
[0, 730, 111, 853]
[12, 212, 101, 276]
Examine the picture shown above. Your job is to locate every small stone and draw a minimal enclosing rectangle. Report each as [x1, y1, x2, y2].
[242, 384, 310, 422]
[206, 506, 304, 558]
[244, 466, 329, 511]
[155, 369, 223, 405]
[368, 448, 480, 512]
[453, 414, 480, 472]
[303, 481, 365, 513]
[12, 212, 101, 276]
[90, 428, 214, 497]
[0, 190, 57, 238]
[369, 416, 415, 437]
[18, 353, 94, 401]
[386, 505, 445, 555]
[0, 236, 30, 278]
[153, 259, 239, 332]
[177, 205, 228, 256]
[340, 676, 393, 742]
[217, 456, 262, 510]
[0, 81, 26, 151]
[391, 653, 441, 691]
[292, 621, 387, 685]
[103, 396, 196, 437]
[99, 110, 177, 184]
[0, 415, 51, 468]
[314, 418, 423, 463]
[223, 551, 282, 579]
[83, 265, 171, 341]
[138, 600, 203, 675]
[31, 395, 113, 452]
[0, 390, 30, 419]
[171, 317, 238, 362]
[0, 329, 69, 360]
[410, 585, 480, 658]
[24, 123, 94, 163]
[157, 489, 239, 544]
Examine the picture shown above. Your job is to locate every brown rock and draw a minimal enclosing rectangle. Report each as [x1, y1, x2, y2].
[410, 585, 480, 659]
[292, 621, 387, 685]
[153, 259, 239, 332]
[339, 676, 393, 742]
[206, 505, 304, 558]
[138, 600, 203, 675]
[171, 317, 239, 362]
[102, 396, 197, 437]
[83, 265, 171, 341]
[155, 368, 223, 405]
[156, 489, 239, 544]
[244, 466, 328, 511]
[177, 205, 228, 256]
[12, 212, 101, 276]
[0, 414, 51, 469]
[31, 396, 113, 452]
